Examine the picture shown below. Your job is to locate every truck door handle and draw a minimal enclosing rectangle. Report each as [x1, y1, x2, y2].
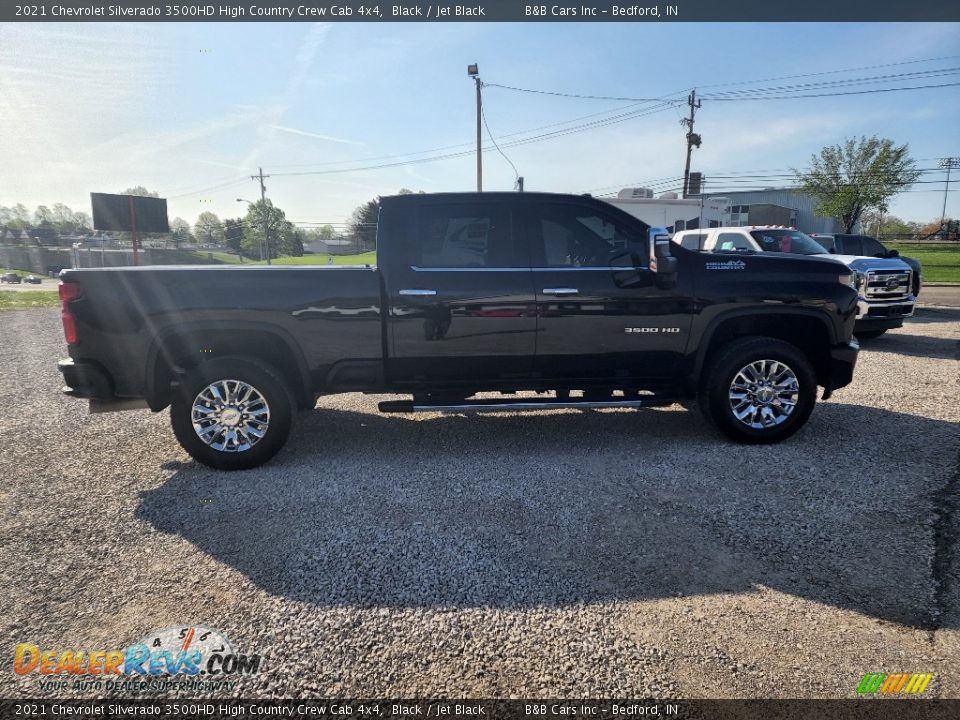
[542, 287, 579, 296]
[399, 288, 437, 297]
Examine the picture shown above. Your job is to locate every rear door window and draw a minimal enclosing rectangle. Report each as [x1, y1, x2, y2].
[533, 204, 645, 268]
[860, 237, 886, 257]
[415, 204, 514, 268]
[715, 232, 753, 252]
[678, 233, 707, 251]
[840, 236, 864, 255]
[811, 235, 835, 252]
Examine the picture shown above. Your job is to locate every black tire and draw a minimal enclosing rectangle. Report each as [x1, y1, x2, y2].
[170, 356, 295, 470]
[855, 329, 887, 340]
[700, 336, 817, 444]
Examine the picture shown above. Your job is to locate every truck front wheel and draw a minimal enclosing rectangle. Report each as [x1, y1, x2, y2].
[170, 357, 295, 470]
[701, 337, 817, 444]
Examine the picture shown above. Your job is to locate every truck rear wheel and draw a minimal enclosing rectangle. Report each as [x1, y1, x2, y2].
[701, 337, 817, 444]
[170, 357, 295, 470]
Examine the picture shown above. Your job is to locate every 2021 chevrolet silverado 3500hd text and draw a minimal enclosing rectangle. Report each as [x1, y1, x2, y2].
[57, 192, 860, 470]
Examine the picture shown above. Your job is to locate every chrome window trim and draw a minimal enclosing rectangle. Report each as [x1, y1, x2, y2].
[410, 265, 646, 272]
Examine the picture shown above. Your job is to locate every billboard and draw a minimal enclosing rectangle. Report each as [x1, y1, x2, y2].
[90, 193, 169, 233]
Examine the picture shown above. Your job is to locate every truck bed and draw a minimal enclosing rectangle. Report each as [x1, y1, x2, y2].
[61, 265, 384, 401]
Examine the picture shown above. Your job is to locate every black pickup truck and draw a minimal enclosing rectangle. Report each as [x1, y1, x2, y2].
[57, 192, 860, 470]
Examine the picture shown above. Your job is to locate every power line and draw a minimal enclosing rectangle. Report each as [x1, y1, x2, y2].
[484, 67, 959, 105]
[480, 100, 519, 182]
[704, 82, 960, 101]
[580, 166, 950, 196]
[483, 82, 676, 103]
[695, 54, 960, 90]
[700, 67, 959, 98]
[166, 177, 249, 200]
[267, 101, 681, 179]
[266, 99, 681, 171]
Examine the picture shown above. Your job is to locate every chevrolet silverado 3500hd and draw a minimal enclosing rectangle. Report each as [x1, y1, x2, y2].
[58, 192, 860, 470]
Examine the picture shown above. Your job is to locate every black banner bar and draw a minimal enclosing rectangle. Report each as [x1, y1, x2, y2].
[3, 1, 960, 23]
[2, 700, 960, 720]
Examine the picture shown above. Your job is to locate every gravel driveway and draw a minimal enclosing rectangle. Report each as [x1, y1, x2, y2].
[1, 307, 957, 699]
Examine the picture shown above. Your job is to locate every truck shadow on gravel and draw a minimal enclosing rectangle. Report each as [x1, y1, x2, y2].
[859, 308, 959, 359]
[137, 403, 958, 630]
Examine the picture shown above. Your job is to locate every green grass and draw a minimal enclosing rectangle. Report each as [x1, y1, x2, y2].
[887, 243, 960, 283]
[183, 250, 243, 264]
[179, 251, 376, 266]
[248, 251, 377, 266]
[0, 290, 60, 310]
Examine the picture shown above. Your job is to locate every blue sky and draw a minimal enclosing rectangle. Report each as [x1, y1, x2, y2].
[0, 21, 957, 230]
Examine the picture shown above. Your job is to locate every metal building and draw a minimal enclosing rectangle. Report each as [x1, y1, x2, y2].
[702, 188, 853, 233]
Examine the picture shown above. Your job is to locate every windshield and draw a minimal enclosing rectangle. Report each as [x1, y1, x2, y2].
[749, 229, 829, 256]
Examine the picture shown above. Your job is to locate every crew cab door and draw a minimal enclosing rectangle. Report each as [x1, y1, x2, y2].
[384, 198, 537, 386]
[519, 200, 693, 382]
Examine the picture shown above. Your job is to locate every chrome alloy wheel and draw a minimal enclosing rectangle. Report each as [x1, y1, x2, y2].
[191, 379, 271, 452]
[728, 359, 799, 429]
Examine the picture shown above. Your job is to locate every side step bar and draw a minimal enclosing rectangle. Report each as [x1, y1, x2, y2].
[378, 397, 676, 414]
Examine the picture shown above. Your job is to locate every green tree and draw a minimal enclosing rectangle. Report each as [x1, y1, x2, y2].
[72, 211, 92, 233]
[794, 136, 920, 234]
[33, 205, 54, 227]
[859, 211, 919, 240]
[223, 217, 246, 256]
[170, 217, 192, 248]
[241, 200, 300, 259]
[51, 203, 76, 232]
[349, 197, 380, 251]
[281, 226, 305, 257]
[318, 224, 336, 241]
[4, 204, 30, 230]
[120, 186, 160, 197]
[193, 211, 224, 245]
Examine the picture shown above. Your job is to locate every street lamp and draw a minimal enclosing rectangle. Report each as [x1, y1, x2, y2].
[467, 63, 482, 192]
[237, 198, 264, 261]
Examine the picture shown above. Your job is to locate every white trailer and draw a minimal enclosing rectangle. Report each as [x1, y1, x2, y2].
[602, 189, 730, 234]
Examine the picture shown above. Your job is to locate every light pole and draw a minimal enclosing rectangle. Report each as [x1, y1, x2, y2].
[237, 198, 264, 261]
[467, 63, 482, 192]
[939, 157, 960, 236]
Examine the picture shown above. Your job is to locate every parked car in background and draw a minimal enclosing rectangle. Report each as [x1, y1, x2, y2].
[24, 275, 43, 284]
[810, 233, 922, 297]
[672, 226, 915, 339]
[1, 272, 22, 284]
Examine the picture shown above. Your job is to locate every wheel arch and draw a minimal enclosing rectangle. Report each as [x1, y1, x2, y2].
[145, 321, 312, 411]
[692, 309, 836, 390]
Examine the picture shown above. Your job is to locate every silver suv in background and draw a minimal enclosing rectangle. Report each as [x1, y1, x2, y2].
[673, 226, 915, 339]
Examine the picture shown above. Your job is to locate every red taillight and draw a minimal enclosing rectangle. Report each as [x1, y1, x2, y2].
[59, 281, 81, 344]
[59, 281, 81, 304]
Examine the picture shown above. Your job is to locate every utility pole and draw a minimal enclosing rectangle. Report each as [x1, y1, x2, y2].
[681, 89, 702, 199]
[251, 166, 272, 264]
[468, 64, 482, 192]
[939, 157, 960, 235]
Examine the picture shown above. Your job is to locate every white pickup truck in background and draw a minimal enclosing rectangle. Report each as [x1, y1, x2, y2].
[672, 225, 915, 339]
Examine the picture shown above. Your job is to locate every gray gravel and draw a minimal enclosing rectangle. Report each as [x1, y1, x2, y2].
[1, 307, 957, 699]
